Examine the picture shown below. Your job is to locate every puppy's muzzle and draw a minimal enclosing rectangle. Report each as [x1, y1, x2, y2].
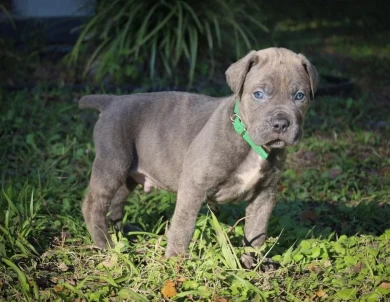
[270, 113, 290, 134]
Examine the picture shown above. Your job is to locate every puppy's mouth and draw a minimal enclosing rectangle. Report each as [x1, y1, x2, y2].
[249, 127, 302, 149]
[265, 139, 287, 148]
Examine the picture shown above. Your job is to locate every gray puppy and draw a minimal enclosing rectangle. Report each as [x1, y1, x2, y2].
[79, 47, 318, 269]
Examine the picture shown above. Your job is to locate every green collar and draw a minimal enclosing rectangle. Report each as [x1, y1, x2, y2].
[231, 100, 269, 160]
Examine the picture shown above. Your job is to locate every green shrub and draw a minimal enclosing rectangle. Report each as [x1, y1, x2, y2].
[68, 0, 268, 87]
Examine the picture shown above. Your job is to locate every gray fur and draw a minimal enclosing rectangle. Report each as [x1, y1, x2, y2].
[79, 47, 319, 269]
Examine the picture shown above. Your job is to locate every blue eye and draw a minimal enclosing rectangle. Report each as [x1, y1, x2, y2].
[254, 91, 264, 99]
[295, 92, 305, 101]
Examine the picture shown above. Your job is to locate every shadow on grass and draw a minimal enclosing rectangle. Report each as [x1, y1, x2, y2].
[211, 198, 390, 256]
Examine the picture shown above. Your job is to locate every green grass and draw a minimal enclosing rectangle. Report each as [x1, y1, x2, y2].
[0, 81, 389, 301]
[1, 1, 390, 298]
[1, 25, 390, 300]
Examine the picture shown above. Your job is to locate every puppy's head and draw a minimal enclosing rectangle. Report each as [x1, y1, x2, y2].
[226, 47, 319, 149]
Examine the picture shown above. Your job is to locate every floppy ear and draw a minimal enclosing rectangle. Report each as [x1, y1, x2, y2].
[225, 51, 258, 97]
[298, 54, 319, 100]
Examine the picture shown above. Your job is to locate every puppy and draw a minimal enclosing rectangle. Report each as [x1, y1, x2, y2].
[79, 47, 318, 268]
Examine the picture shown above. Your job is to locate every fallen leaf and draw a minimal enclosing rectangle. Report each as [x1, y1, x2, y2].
[300, 210, 318, 222]
[301, 151, 317, 161]
[102, 254, 118, 268]
[379, 166, 390, 176]
[217, 298, 231, 302]
[177, 276, 186, 283]
[323, 153, 335, 161]
[329, 168, 342, 179]
[58, 262, 69, 272]
[316, 289, 326, 297]
[308, 263, 321, 273]
[54, 285, 64, 292]
[323, 260, 332, 267]
[66, 278, 76, 286]
[353, 262, 365, 273]
[61, 231, 71, 240]
[162, 280, 177, 298]
[379, 282, 390, 289]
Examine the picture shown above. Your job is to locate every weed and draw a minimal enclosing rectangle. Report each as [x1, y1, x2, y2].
[1, 83, 389, 300]
[67, 0, 268, 87]
[1, 24, 390, 299]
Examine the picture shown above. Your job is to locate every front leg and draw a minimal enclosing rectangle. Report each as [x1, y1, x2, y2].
[242, 188, 276, 269]
[165, 184, 205, 258]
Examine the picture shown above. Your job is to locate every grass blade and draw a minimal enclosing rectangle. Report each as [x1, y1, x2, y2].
[174, 1, 184, 65]
[134, 10, 176, 51]
[82, 39, 109, 78]
[188, 27, 198, 89]
[118, 288, 149, 302]
[119, 3, 143, 50]
[209, 209, 241, 269]
[63, 282, 87, 299]
[212, 16, 222, 48]
[246, 15, 270, 33]
[0, 5, 15, 29]
[181, 1, 203, 33]
[150, 37, 157, 80]
[204, 21, 213, 50]
[135, 2, 161, 58]
[231, 274, 267, 301]
[2, 258, 31, 298]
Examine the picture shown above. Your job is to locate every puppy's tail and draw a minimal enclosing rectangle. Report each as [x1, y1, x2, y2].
[79, 95, 113, 112]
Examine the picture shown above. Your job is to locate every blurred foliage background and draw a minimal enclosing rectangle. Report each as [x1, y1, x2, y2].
[68, 0, 269, 87]
[1, 2, 389, 300]
[0, 0, 389, 92]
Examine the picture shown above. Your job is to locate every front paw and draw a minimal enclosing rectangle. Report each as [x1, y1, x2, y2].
[91, 239, 114, 250]
[91, 232, 114, 250]
[165, 243, 188, 258]
[241, 253, 279, 271]
[241, 253, 255, 269]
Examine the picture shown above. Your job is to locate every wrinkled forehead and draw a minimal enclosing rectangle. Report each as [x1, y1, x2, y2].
[247, 50, 310, 87]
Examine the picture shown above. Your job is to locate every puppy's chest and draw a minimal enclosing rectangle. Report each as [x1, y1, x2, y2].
[210, 154, 269, 203]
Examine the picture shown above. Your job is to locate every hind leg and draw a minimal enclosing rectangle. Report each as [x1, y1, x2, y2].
[82, 158, 128, 248]
[108, 178, 137, 230]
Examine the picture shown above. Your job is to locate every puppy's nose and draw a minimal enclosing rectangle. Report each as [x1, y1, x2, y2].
[271, 114, 290, 133]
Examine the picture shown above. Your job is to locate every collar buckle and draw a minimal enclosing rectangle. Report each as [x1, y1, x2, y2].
[231, 114, 247, 136]
[230, 114, 238, 123]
